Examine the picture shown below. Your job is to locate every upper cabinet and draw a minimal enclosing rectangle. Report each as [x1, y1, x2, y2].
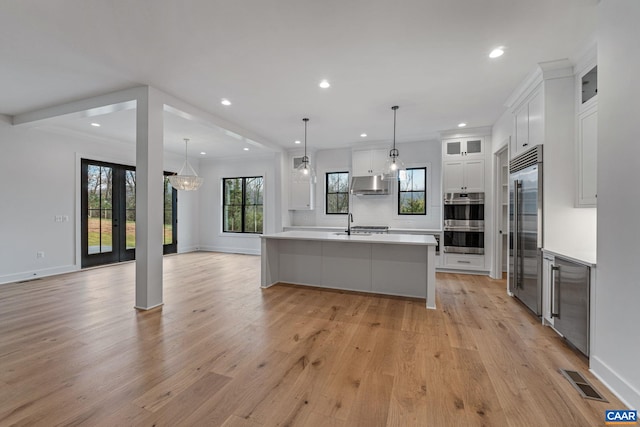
[352, 148, 388, 176]
[513, 86, 544, 157]
[577, 104, 597, 206]
[441, 135, 487, 193]
[505, 59, 575, 161]
[576, 62, 598, 207]
[443, 137, 484, 159]
[443, 159, 485, 193]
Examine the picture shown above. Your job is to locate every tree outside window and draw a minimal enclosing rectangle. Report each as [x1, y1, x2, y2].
[223, 176, 264, 233]
[326, 172, 349, 214]
[398, 167, 426, 215]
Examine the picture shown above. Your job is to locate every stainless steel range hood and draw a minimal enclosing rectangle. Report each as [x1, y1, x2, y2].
[350, 175, 391, 195]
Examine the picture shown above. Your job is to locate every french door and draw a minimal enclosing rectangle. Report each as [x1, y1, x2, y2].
[81, 159, 177, 268]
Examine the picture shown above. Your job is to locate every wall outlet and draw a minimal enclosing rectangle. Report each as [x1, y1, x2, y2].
[36, 251, 45, 259]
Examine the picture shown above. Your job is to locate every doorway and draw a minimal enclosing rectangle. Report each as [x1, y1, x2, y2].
[493, 142, 509, 279]
[81, 159, 177, 268]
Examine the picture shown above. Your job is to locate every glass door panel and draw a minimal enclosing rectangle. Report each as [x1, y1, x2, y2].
[82, 160, 177, 268]
[125, 170, 136, 250]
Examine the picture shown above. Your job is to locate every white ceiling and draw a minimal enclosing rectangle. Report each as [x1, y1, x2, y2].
[0, 0, 597, 154]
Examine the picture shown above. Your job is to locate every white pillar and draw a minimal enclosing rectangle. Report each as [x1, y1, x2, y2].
[135, 87, 164, 310]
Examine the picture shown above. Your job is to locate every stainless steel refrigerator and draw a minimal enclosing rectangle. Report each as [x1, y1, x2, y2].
[509, 145, 543, 316]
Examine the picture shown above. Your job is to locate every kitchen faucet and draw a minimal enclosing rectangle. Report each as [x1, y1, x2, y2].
[347, 212, 353, 235]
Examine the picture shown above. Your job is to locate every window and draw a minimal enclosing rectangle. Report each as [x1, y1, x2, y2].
[398, 167, 426, 215]
[326, 171, 350, 214]
[223, 176, 264, 233]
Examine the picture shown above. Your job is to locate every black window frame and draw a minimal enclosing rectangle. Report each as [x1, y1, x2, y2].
[398, 167, 427, 215]
[325, 171, 350, 215]
[222, 176, 264, 234]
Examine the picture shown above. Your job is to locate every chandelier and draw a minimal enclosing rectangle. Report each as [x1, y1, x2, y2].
[168, 138, 204, 191]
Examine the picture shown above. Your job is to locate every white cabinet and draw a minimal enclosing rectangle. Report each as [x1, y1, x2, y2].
[443, 159, 484, 192]
[289, 173, 315, 210]
[513, 86, 544, 157]
[352, 149, 388, 176]
[577, 103, 597, 206]
[443, 253, 485, 271]
[443, 137, 483, 158]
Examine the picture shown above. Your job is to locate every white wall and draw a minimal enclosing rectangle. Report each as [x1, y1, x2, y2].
[198, 153, 281, 255]
[491, 110, 512, 155]
[291, 140, 442, 230]
[591, 0, 640, 409]
[542, 75, 598, 258]
[0, 118, 199, 284]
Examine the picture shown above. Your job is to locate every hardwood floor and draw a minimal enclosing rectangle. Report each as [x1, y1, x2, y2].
[0, 252, 623, 426]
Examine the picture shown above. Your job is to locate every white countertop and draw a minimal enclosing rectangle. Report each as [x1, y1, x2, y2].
[542, 248, 596, 267]
[262, 230, 437, 246]
[283, 226, 442, 233]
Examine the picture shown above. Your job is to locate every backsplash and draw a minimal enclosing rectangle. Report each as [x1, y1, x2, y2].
[290, 140, 442, 230]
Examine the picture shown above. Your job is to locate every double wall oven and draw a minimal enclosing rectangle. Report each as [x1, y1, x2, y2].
[443, 192, 484, 254]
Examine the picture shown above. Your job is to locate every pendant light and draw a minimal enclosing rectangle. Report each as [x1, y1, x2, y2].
[384, 105, 405, 180]
[295, 117, 315, 182]
[168, 138, 204, 191]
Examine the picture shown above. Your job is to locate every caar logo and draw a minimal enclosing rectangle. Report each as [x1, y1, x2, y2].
[606, 410, 638, 425]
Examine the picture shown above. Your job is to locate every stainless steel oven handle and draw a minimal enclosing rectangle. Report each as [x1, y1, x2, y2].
[551, 265, 560, 318]
[443, 226, 484, 232]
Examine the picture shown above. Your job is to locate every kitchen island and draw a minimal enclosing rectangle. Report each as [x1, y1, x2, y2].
[260, 231, 437, 309]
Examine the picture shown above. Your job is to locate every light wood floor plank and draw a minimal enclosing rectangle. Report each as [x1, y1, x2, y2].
[0, 251, 626, 426]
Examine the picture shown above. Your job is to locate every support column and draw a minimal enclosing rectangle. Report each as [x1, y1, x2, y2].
[135, 87, 164, 310]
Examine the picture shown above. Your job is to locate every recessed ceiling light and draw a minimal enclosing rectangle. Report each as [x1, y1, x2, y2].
[221, 98, 231, 106]
[360, 133, 367, 138]
[200, 151, 206, 155]
[294, 140, 301, 144]
[91, 123, 101, 127]
[319, 79, 330, 89]
[458, 122, 467, 128]
[243, 147, 249, 151]
[489, 47, 504, 58]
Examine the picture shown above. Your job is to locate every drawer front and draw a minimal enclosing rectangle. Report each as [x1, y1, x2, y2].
[444, 254, 485, 269]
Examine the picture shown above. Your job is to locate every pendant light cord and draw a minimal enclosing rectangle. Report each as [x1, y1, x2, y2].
[391, 106, 399, 158]
[303, 118, 309, 158]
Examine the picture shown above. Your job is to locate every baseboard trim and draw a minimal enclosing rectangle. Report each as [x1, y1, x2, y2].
[178, 246, 200, 254]
[199, 245, 261, 256]
[0, 264, 79, 285]
[134, 303, 164, 311]
[590, 355, 640, 409]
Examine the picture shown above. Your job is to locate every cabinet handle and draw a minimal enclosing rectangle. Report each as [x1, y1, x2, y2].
[523, 143, 528, 147]
[457, 260, 471, 264]
[551, 265, 560, 318]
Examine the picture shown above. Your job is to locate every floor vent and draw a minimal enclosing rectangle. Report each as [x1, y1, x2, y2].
[560, 369, 608, 402]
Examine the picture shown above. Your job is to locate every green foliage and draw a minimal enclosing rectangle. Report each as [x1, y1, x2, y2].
[326, 172, 349, 214]
[224, 177, 264, 233]
[399, 168, 427, 215]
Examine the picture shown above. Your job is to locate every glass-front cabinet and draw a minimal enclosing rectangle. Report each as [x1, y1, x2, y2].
[443, 137, 484, 158]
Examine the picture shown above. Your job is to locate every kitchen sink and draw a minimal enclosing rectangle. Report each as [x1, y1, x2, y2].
[333, 232, 371, 236]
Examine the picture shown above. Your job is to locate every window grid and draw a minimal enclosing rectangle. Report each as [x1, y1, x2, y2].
[326, 171, 350, 215]
[223, 176, 264, 234]
[398, 167, 427, 215]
